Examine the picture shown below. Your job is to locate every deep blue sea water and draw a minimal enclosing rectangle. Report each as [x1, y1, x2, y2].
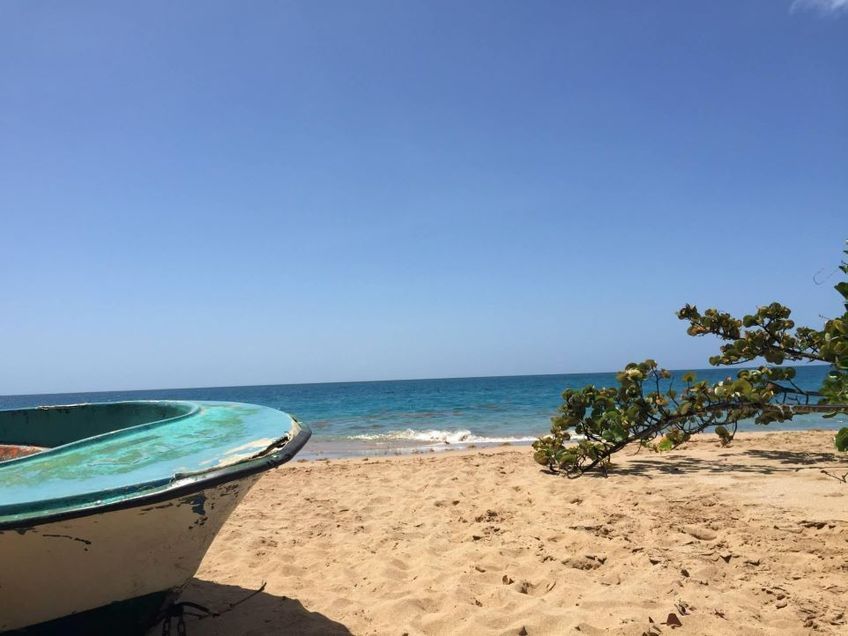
[1, 366, 842, 459]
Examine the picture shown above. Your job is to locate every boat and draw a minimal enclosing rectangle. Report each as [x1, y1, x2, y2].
[0, 400, 311, 634]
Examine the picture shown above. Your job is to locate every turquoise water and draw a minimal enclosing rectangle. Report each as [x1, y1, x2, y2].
[1, 366, 842, 458]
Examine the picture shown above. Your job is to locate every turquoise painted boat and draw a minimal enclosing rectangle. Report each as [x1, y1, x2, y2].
[0, 400, 310, 634]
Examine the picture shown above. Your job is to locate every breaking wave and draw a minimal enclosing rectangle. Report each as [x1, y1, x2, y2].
[347, 428, 537, 445]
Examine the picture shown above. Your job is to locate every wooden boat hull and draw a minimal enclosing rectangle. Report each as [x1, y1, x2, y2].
[0, 474, 260, 634]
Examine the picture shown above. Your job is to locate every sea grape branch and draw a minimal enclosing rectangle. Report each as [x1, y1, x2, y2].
[533, 244, 848, 476]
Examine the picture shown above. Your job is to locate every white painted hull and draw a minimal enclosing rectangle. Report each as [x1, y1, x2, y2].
[0, 474, 260, 632]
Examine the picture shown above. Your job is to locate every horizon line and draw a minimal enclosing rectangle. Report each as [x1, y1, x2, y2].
[0, 362, 831, 400]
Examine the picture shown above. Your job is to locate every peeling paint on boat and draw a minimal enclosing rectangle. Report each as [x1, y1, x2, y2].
[184, 493, 207, 516]
[213, 437, 279, 467]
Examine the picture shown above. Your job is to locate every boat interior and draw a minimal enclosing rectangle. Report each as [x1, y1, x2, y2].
[0, 402, 195, 462]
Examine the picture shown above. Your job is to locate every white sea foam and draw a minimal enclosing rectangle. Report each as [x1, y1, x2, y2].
[347, 428, 538, 445]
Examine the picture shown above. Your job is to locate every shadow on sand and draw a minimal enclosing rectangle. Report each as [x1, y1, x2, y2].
[580, 447, 848, 479]
[169, 579, 352, 635]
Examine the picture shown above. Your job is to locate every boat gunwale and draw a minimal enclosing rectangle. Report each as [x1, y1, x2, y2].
[0, 419, 310, 531]
[0, 401, 311, 531]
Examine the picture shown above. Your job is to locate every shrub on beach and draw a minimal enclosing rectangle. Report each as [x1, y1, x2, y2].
[534, 244, 848, 476]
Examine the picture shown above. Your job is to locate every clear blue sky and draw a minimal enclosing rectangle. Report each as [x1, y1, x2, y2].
[1, 1, 846, 394]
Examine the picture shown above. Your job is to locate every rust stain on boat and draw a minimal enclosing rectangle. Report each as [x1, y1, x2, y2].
[0, 444, 46, 461]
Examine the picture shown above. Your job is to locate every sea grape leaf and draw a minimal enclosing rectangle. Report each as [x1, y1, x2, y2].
[836, 428, 848, 452]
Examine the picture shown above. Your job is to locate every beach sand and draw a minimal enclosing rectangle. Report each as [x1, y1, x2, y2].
[179, 430, 848, 635]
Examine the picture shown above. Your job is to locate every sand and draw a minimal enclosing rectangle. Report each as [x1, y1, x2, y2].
[179, 431, 848, 635]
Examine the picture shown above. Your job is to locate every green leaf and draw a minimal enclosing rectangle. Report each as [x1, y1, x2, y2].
[656, 437, 675, 452]
[610, 423, 627, 442]
[835, 427, 848, 452]
[533, 450, 550, 466]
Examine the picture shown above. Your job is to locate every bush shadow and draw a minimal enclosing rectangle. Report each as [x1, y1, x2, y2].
[743, 448, 843, 465]
[584, 446, 848, 479]
[170, 578, 352, 635]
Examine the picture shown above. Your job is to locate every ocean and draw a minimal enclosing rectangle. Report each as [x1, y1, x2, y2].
[1, 365, 842, 459]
